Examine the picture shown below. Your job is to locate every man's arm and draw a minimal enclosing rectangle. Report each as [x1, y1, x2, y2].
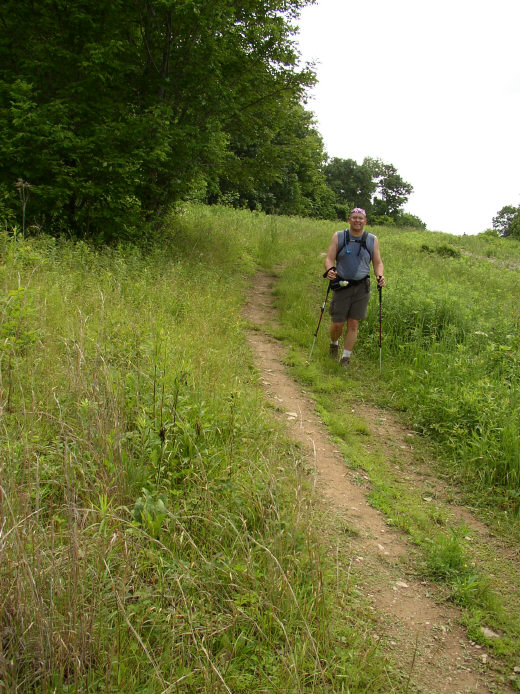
[324, 232, 339, 278]
[371, 236, 386, 286]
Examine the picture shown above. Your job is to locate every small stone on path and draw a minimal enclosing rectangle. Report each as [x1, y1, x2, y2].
[480, 627, 500, 639]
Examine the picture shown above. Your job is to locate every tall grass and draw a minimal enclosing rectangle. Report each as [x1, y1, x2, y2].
[366, 229, 520, 503]
[0, 209, 400, 692]
[3, 203, 518, 690]
[271, 220, 520, 515]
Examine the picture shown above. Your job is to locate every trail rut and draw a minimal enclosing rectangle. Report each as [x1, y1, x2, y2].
[243, 272, 515, 694]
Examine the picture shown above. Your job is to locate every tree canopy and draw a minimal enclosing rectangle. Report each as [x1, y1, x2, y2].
[492, 204, 520, 238]
[365, 158, 413, 219]
[0, 0, 316, 238]
[323, 156, 419, 226]
[1, 0, 428, 238]
[324, 157, 375, 219]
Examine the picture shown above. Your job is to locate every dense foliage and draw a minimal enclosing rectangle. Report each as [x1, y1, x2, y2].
[205, 102, 337, 219]
[493, 203, 520, 238]
[0, 0, 317, 239]
[1, 0, 427, 238]
[323, 156, 424, 227]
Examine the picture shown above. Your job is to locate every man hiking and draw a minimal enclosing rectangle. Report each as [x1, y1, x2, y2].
[324, 207, 386, 367]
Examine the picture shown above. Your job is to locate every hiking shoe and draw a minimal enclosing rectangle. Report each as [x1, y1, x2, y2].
[340, 356, 350, 368]
[329, 343, 339, 360]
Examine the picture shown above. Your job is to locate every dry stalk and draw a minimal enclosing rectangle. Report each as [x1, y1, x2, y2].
[405, 631, 420, 692]
[246, 534, 324, 675]
[105, 558, 170, 690]
[175, 577, 233, 694]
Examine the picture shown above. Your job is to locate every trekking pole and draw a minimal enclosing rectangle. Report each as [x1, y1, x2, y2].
[307, 280, 331, 363]
[377, 276, 383, 374]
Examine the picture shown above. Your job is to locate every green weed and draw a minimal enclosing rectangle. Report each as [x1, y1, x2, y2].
[265, 215, 520, 673]
[4, 205, 520, 690]
[0, 210, 403, 692]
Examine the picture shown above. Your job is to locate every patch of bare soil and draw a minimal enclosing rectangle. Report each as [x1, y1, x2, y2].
[243, 272, 516, 694]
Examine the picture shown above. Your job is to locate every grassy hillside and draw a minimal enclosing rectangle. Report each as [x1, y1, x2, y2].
[269, 216, 520, 675]
[1, 205, 519, 691]
[272, 221, 520, 517]
[0, 209, 406, 692]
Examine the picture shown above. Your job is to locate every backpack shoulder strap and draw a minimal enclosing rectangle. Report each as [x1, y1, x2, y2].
[337, 228, 349, 256]
[358, 231, 373, 259]
[359, 230, 368, 256]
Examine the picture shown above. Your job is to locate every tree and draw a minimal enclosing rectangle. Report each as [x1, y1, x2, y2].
[323, 158, 375, 219]
[322, 156, 419, 225]
[0, 0, 315, 239]
[492, 204, 520, 238]
[210, 103, 336, 219]
[364, 157, 413, 218]
[394, 212, 427, 230]
[260, 106, 337, 219]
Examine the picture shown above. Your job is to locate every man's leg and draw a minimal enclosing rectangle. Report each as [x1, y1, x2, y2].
[329, 321, 344, 359]
[330, 322, 344, 342]
[340, 318, 360, 366]
[344, 318, 359, 351]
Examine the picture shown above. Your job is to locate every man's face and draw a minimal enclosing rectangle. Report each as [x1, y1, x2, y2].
[348, 213, 367, 232]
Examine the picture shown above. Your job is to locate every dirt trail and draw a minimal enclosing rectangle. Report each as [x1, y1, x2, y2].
[243, 272, 515, 694]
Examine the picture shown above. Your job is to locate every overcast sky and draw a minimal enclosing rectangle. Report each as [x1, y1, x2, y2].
[295, 0, 520, 235]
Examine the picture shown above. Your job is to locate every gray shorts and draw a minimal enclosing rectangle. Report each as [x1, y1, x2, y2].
[329, 279, 371, 323]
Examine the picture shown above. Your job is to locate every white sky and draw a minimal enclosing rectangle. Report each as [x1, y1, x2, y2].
[295, 0, 520, 235]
